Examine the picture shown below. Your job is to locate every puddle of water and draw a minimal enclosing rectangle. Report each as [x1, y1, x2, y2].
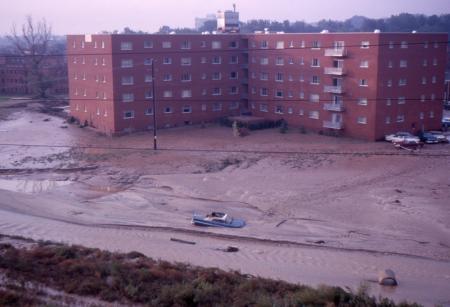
[0, 179, 72, 193]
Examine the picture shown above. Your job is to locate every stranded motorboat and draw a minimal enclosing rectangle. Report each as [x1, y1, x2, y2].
[191, 212, 245, 228]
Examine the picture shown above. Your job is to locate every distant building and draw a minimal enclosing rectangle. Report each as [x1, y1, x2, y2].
[195, 14, 216, 31]
[67, 31, 447, 140]
[217, 5, 239, 33]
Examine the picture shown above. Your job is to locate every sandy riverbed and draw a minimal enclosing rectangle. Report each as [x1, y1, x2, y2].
[0, 102, 449, 306]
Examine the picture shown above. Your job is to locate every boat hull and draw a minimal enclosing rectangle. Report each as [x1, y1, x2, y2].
[191, 215, 245, 228]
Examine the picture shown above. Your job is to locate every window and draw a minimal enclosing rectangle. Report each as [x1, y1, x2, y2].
[433, 58, 437, 66]
[81, 41, 85, 48]
[123, 110, 134, 119]
[260, 72, 268, 81]
[398, 97, 405, 104]
[94, 58, 98, 66]
[288, 58, 294, 64]
[276, 41, 284, 49]
[389, 41, 394, 49]
[299, 92, 305, 99]
[121, 59, 133, 68]
[83, 89, 87, 97]
[260, 57, 269, 65]
[200, 41, 206, 48]
[300, 75, 304, 82]
[181, 90, 192, 98]
[397, 115, 405, 123]
[163, 90, 173, 98]
[430, 111, 434, 118]
[260, 88, 268, 96]
[420, 94, 425, 102]
[102, 58, 106, 66]
[388, 61, 393, 68]
[423, 59, 428, 67]
[360, 60, 369, 68]
[145, 75, 152, 83]
[212, 56, 221, 64]
[145, 91, 153, 99]
[431, 93, 435, 101]
[212, 88, 221, 96]
[144, 41, 153, 48]
[300, 41, 305, 48]
[163, 74, 172, 81]
[275, 90, 283, 98]
[201, 57, 207, 64]
[211, 41, 221, 49]
[300, 57, 304, 65]
[386, 98, 391, 106]
[145, 108, 153, 115]
[260, 104, 268, 112]
[230, 71, 238, 79]
[144, 58, 153, 65]
[163, 57, 172, 64]
[181, 41, 191, 49]
[201, 73, 207, 80]
[162, 41, 172, 48]
[433, 41, 439, 48]
[275, 106, 283, 114]
[419, 112, 424, 119]
[288, 41, 294, 48]
[229, 41, 238, 48]
[261, 40, 268, 49]
[82, 72, 86, 80]
[101, 41, 105, 48]
[385, 116, 391, 124]
[424, 41, 428, 48]
[212, 103, 222, 111]
[229, 86, 238, 94]
[229, 102, 239, 110]
[311, 76, 320, 85]
[121, 76, 134, 85]
[312, 41, 320, 49]
[275, 57, 284, 65]
[72, 57, 77, 64]
[230, 55, 238, 64]
[308, 111, 319, 119]
[400, 41, 408, 49]
[182, 105, 192, 113]
[82, 57, 85, 64]
[201, 89, 207, 95]
[360, 79, 368, 87]
[357, 116, 367, 124]
[312, 58, 320, 67]
[398, 78, 407, 86]
[361, 41, 370, 49]
[287, 107, 293, 114]
[422, 77, 427, 85]
[399, 60, 407, 68]
[432, 76, 436, 84]
[212, 72, 221, 80]
[288, 75, 293, 82]
[358, 98, 368, 106]
[181, 73, 191, 82]
[201, 104, 207, 111]
[122, 93, 134, 102]
[164, 106, 173, 113]
[181, 57, 191, 66]
[310, 94, 320, 103]
[275, 73, 283, 82]
[120, 42, 133, 50]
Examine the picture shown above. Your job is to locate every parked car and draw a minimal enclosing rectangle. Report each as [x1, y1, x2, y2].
[385, 132, 420, 143]
[428, 131, 449, 143]
[418, 132, 439, 144]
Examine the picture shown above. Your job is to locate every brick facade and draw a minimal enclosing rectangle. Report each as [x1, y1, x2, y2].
[67, 32, 447, 140]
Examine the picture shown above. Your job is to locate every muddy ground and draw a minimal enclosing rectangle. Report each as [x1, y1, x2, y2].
[0, 99, 449, 306]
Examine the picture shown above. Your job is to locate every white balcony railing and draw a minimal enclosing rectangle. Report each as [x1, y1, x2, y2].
[323, 121, 344, 129]
[324, 85, 344, 94]
[324, 48, 347, 57]
[324, 67, 345, 75]
[323, 103, 345, 112]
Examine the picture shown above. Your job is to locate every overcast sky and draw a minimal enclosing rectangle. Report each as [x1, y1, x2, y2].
[1, 0, 449, 35]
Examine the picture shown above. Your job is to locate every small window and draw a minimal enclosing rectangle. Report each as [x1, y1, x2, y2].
[311, 41, 320, 49]
[229, 55, 238, 64]
[211, 41, 222, 49]
[275, 72, 283, 82]
[361, 41, 370, 49]
[144, 41, 153, 48]
[120, 42, 133, 50]
[431, 93, 435, 101]
[398, 78, 407, 86]
[181, 57, 191, 66]
[121, 59, 133, 68]
[121, 76, 134, 85]
[385, 116, 391, 124]
[433, 58, 437, 66]
[261, 41, 268, 49]
[229, 41, 238, 48]
[388, 60, 393, 68]
[181, 90, 192, 98]
[201, 57, 207, 64]
[163, 57, 172, 64]
[145, 75, 153, 83]
[212, 88, 221, 96]
[200, 41, 206, 48]
[182, 105, 192, 113]
[163, 74, 172, 81]
[201, 104, 207, 111]
[145, 91, 153, 99]
[311, 76, 320, 85]
[123, 110, 134, 119]
[399, 60, 407, 68]
[360, 79, 368, 87]
[432, 76, 436, 84]
[312, 58, 320, 67]
[400, 41, 408, 49]
[275, 90, 283, 98]
[164, 106, 173, 113]
[260, 88, 268, 96]
[300, 41, 305, 48]
[212, 56, 222, 64]
[162, 41, 172, 48]
[387, 80, 392, 87]
[433, 41, 439, 48]
[386, 98, 391, 106]
[397, 115, 405, 123]
[229, 102, 239, 110]
[310, 94, 320, 103]
[122, 93, 134, 102]
[181, 41, 191, 49]
[260, 72, 268, 80]
[275, 57, 284, 65]
[181, 73, 191, 82]
[275, 106, 283, 114]
[357, 116, 367, 124]
[389, 41, 394, 49]
[358, 98, 368, 106]
[430, 111, 434, 118]
[299, 92, 305, 99]
[230, 71, 238, 79]
[229, 86, 238, 94]
[260, 104, 268, 112]
[360, 60, 369, 68]
[276, 41, 284, 49]
[145, 108, 153, 115]
[308, 111, 319, 119]
[101, 41, 105, 48]
[212, 72, 222, 80]
[423, 41, 428, 48]
[260, 57, 269, 65]
[288, 107, 293, 114]
[163, 90, 173, 98]
[420, 95, 425, 102]
[212, 103, 222, 111]
[398, 97, 405, 104]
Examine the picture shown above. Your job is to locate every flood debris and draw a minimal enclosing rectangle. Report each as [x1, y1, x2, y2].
[276, 219, 287, 227]
[378, 269, 398, 286]
[215, 246, 239, 253]
[170, 237, 196, 245]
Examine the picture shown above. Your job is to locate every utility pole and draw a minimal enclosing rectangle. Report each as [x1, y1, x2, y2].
[151, 60, 157, 150]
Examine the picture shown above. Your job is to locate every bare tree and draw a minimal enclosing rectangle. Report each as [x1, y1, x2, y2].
[8, 16, 53, 98]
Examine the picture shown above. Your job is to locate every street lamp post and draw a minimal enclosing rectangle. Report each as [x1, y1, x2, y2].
[151, 60, 157, 150]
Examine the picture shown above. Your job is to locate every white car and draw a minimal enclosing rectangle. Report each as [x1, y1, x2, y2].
[429, 131, 449, 143]
[385, 132, 420, 143]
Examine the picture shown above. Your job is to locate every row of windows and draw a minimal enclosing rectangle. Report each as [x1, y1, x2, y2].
[119, 73, 239, 85]
[119, 40, 239, 51]
[387, 58, 438, 68]
[385, 76, 439, 87]
[73, 87, 240, 98]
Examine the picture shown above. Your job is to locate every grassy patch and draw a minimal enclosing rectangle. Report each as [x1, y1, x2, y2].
[0, 237, 421, 306]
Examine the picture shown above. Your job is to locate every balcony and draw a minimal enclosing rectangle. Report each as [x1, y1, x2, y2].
[324, 85, 344, 94]
[324, 48, 347, 57]
[323, 121, 343, 129]
[324, 67, 345, 75]
[323, 103, 345, 112]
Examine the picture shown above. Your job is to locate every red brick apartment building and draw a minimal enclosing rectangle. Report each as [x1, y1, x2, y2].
[67, 32, 447, 140]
